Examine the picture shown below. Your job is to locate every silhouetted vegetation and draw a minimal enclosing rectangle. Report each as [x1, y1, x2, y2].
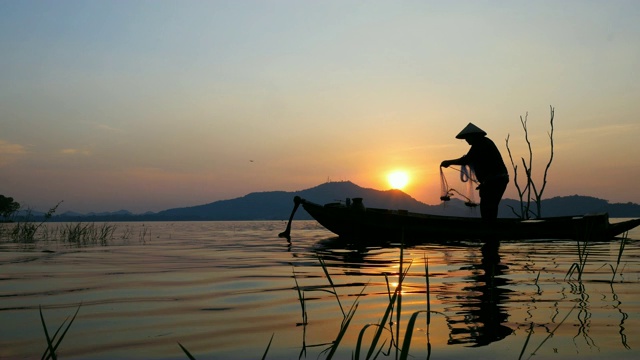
[4, 202, 61, 242]
[505, 105, 555, 219]
[0, 194, 20, 221]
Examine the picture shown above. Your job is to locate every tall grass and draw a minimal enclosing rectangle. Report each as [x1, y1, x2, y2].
[287, 249, 416, 360]
[520, 222, 632, 358]
[288, 238, 496, 360]
[60, 223, 117, 246]
[0, 221, 142, 246]
[565, 219, 595, 282]
[566, 224, 630, 284]
[6, 203, 60, 243]
[138, 225, 150, 244]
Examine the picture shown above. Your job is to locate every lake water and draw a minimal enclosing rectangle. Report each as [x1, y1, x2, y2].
[1, 220, 640, 359]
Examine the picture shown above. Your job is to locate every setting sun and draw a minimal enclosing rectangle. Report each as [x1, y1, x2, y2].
[387, 171, 410, 190]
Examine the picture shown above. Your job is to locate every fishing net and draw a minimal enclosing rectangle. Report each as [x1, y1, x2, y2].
[440, 167, 452, 201]
[460, 165, 478, 206]
[439, 165, 479, 207]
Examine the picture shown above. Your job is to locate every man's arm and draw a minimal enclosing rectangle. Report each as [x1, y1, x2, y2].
[441, 156, 467, 168]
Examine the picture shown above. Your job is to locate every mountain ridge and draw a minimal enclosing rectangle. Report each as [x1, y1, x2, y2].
[41, 181, 640, 221]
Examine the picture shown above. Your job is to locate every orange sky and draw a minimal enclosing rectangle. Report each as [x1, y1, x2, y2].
[1, 1, 639, 213]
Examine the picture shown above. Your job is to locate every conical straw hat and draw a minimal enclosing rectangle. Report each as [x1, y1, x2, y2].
[456, 123, 487, 139]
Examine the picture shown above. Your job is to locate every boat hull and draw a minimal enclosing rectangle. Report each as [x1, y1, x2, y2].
[298, 198, 640, 243]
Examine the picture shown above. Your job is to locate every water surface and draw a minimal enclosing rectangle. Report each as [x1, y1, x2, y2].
[1, 220, 639, 359]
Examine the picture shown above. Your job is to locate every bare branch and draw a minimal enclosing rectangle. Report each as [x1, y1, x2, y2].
[539, 106, 555, 199]
[521, 158, 533, 217]
[505, 134, 526, 218]
[510, 106, 556, 219]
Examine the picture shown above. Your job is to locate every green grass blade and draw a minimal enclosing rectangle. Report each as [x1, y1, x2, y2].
[40, 304, 81, 360]
[565, 263, 579, 280]
[370, 339, 387, 360]
[355, 324, 378, 359]
[366, 265, 411, 360]
[384, 274, 391, 301]
[51, 305, 81, 355]
[318, 255, 346, 317]
[399, 310, 428, 360]
[424, 254, 430, 325]
[292, 267, 307, 325]
[261, 333, 275, 360]
[396, 245, 404, 359]
[526, 304, 577, 360]
[366, 289, 398, 360]
[424, 254, 432, 359]
[611, 236, 628, 283]
[177, 342, 197, 360]
[518, 323, 535, 360]
[326, 303, 358, 359]
[39, 306, 56, 360]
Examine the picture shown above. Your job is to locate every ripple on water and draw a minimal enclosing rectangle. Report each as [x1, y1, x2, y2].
[0, 221, 639, 359]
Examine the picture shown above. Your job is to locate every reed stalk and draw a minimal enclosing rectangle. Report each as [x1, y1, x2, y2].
[292, 267, 308, 325]
[139, 225, 149, 244]
[8, 202, 61, 243]
[177, 343, 196, 360]
[318, 255, 346, 318]
[261, 333, 275, 360]
[608, 232, 628, 283]
[518, 323, 535, 360]
[59, 223, 116, 246]
[523, 304, 577, 360]
[358, 258, 412, 360]
[398, 310, 429, 360]
[177, 332, 275, 359]
[395, 241, 404, 359]
[566, 222, 593, 282]
[39, 304, 81, 360]
[424, 254, 432, 359]
[314, 255, 368, 359]
[325, 286, 366, 359]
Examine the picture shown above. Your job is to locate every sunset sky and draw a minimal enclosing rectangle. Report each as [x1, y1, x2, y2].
[2, 1, 639, 213]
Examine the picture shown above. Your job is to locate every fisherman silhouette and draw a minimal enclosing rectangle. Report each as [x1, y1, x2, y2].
[441, 123, 509, 220]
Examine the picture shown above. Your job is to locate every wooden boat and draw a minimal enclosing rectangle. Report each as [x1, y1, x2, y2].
[279, 196, 640, 243]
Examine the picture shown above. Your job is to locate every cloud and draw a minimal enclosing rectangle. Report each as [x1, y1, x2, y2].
[96, 123, 124, 133]
[60, 148, 91, 156]
[0, 140, 27, 155]
[0, 140, 28, 166]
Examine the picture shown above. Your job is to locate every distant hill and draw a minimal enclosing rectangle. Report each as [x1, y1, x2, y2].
[45, 181, 640, 221]
[152, 181, 448, 220]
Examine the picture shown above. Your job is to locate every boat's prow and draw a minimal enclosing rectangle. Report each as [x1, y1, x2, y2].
[608, 218, 640, 238]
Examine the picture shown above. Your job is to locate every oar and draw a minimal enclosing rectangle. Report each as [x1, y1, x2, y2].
[279, 196, 302, 240]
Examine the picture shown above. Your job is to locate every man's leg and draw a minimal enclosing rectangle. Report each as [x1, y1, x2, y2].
[480, 180, 508, 220]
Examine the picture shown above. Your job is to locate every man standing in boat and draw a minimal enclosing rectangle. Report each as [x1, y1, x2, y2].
[441, 123, 509, 220]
